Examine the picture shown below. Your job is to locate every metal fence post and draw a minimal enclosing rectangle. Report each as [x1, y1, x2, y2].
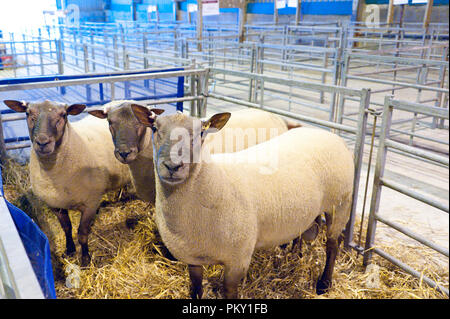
[83, 44, 89, 73]
[344, 88, 370, 249]
[124, 52, 131, 99]
[143, 32, 148, 68]
[363, 95, 394, 266]
[259, 35, 265, 74]
[124, 52, 130, 70]
[113, 35, 119, 68]
[199, 68, 210, 118]
[38, 37, 44, 76]
[110, 82, 116, 100]
[335, 52, 350, 124]
[320, 38, 330, 104]
[328, 46, 341, 123]
[0, 114, 9, 165]
[190, 74, 197, 117]
[56, 39, 64, 75]
[90, 31, 96, 72]
[281, 25, 288, 71]
[433, 46, 448, 129]
[248, 44, 256, 102]
[83, 44, 91, 101]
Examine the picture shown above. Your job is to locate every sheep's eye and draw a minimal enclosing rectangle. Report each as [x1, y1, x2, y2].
[27, 113, 35, 122]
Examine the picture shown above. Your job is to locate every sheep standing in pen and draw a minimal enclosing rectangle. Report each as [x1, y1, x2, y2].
[3, 100, 131, 266]
[131, 105, 354, 299]
[88, 101, 300, 204]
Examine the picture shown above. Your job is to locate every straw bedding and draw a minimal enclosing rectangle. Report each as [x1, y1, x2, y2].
[1, 160, 448, 299]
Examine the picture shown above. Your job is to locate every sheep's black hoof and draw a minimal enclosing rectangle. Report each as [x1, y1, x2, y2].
[125, 217, 139, 229]
[190, 286, 203, 299]
[81, 254, 91, 268]
[316, 279, 331, 295]
[64, 243, 76, 258]
[62, 251, 75, 259]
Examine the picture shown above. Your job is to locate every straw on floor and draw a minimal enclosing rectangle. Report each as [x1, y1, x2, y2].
[1, 159, 448, 299]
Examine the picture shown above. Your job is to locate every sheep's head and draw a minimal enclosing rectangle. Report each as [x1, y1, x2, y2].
[88, 101, 164, 164]
[3, 100, 85, 157]
[131, 104, 230, 186]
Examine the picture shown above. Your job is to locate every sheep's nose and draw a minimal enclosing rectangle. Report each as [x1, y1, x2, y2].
[119, 151, 131, 159]
[35, 137, 50, 147]
[163, 162, 184, 174]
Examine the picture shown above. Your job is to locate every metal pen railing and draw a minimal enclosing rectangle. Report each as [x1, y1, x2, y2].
[362, 96, 449, 296]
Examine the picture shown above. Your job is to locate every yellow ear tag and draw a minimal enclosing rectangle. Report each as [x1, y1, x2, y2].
[202, 122, 211, 131]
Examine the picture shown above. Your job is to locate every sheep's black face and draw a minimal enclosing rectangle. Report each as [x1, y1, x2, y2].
[3, 100, 85, 158]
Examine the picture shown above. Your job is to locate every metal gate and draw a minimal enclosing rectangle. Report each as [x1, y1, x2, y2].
[363, 96, 449, 296]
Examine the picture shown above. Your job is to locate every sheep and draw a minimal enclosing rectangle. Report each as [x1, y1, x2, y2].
[3, 100, 131, 266]
[88, 101, 299, 204]
[131, 105, 354, 299]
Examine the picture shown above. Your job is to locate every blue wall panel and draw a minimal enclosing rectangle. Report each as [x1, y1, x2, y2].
[247, 2, 274, 14]
[247, 1, 353, 16]
[365, 0, 448, 4]
[62, 0, 449, 23]
[300, 1, 353, 15]
[62, 0, 106, 22]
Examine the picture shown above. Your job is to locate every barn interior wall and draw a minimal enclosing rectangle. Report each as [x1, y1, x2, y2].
[58, 1, 449, 25]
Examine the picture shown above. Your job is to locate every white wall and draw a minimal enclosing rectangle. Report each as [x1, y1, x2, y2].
[0, 0, 56, 35]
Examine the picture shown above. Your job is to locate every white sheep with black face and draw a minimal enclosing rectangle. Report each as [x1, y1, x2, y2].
[131, 105, 354, 299]
[3, 100, 131, 266]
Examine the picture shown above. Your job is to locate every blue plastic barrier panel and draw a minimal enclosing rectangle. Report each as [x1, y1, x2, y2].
[0, 167, 56, 299]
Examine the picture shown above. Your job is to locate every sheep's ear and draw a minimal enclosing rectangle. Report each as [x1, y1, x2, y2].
[66, 104, 86, 115]
[202, 112, 231, 135]
[3, 100, 28, 113]
[131, 104, 164, 126]
[88, 109, 108, 119]
[151, 108, 165, 115]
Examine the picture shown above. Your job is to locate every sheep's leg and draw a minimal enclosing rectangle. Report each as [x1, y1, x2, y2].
[54, 208, 76, 257]
[295, 236, 303, 257]
[188, 265, 203, 299]
[78, 208, 97, 267]
[316, 236, 338, 295]
[279, 236, 300, 250]
[223, 261, 251, 299]
[292, 236, 300, 248]
[316, 203, 350, 295]
[224, 268, 242, 299]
